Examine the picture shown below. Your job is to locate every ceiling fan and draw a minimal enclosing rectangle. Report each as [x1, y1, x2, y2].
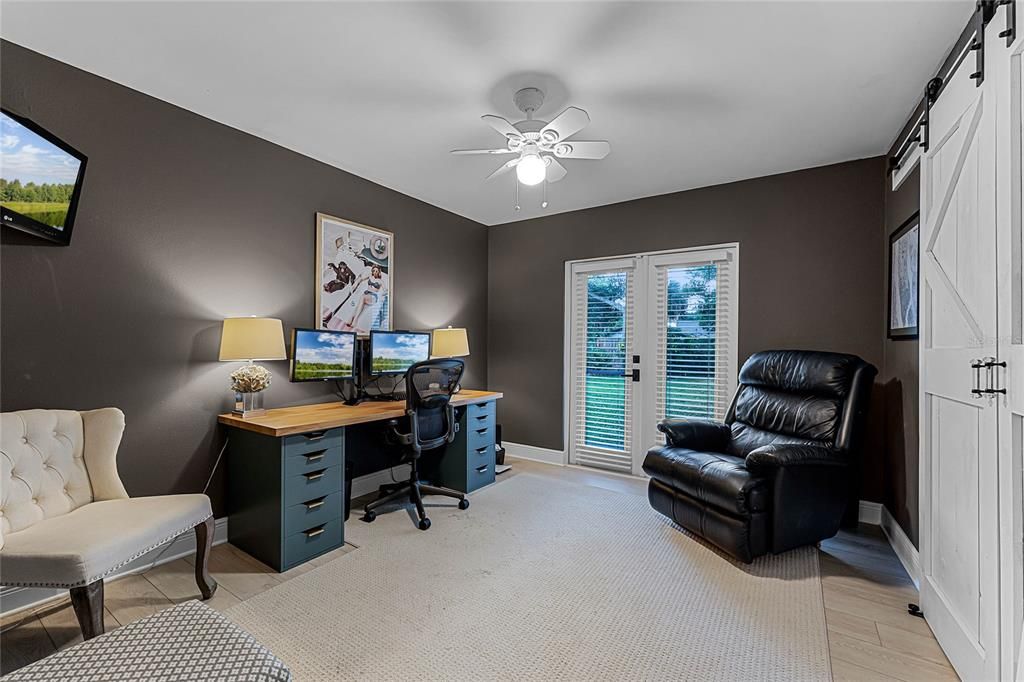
[451, 87, 610, 199]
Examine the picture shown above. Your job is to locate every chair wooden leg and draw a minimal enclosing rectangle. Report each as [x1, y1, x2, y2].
[194, 517, 218, 600]
[70, 579, 105, 640]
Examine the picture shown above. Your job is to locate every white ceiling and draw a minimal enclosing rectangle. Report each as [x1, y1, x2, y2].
[2, 1, 971, 226]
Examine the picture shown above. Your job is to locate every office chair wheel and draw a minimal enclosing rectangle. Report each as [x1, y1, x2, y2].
[418, 517, 431, 531]
[362, 511, 377, 523]
[458, 498, 470, 510]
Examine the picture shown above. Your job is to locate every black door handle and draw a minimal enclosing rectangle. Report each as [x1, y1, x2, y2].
[622, 369, 640, 382]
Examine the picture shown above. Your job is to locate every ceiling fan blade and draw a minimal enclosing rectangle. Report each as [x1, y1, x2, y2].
[486, 157, 520, 180]
[554, 140, 611, 160]
[546, 157, 567, 183]
[539, 106, 590, 142]
[481, 115, 523, 141]
[450, 148, 515, 155]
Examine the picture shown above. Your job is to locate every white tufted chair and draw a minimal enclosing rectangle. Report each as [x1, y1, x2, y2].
[0, 408, 217, 639]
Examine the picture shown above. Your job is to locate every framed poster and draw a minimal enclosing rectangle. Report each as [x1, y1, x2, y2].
[316, 212, 393, 335]
[888, 212, 919, 339]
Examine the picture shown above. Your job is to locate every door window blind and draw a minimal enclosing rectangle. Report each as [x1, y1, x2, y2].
[570, 267, 635, 473]
[653, 250, 737, 444]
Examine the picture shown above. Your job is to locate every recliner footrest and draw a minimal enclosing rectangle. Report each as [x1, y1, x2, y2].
[647, 479, 768, 563]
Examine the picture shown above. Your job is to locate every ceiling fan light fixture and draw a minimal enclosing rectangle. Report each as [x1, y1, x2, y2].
[516, 152, 546, 186]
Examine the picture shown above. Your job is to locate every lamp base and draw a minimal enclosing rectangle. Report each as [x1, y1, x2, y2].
[233, 390, 266, 418]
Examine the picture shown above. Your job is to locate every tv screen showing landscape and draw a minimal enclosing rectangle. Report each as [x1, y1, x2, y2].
[290, 329, 356, 382]
[0, 109, 87, 245]
[371, 331, 430, 375]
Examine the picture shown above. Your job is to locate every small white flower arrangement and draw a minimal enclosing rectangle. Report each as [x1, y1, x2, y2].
[230, 364, 272, 393]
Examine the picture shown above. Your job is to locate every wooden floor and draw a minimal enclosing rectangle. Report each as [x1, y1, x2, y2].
[1, 457, 955, 680]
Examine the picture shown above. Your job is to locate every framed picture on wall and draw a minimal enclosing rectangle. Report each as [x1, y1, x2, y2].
[888, 212, 919, 339]
[316, 212, 393, 335]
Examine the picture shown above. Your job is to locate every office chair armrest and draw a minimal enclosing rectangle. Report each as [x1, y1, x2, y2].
[387, 418, 415, 446]
[657, 418, 732, 451]
[445, 404, 458, 444]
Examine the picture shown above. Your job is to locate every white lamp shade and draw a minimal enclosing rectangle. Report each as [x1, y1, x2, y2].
[218, 317, 287, 361]
[432, 327, 470, 358]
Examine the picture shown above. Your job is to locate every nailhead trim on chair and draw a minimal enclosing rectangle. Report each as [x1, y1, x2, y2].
[0, 513, 213, 589]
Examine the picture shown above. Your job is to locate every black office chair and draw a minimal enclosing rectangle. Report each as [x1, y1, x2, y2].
[361, 358, 470, 530]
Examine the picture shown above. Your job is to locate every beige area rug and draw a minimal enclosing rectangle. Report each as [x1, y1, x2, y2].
[225, 473, 831, 681]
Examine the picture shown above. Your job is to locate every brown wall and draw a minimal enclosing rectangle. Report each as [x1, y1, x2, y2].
[0, 42, 489, 516]
[488, 158, 888, 502]
[882, 165, 921, 546]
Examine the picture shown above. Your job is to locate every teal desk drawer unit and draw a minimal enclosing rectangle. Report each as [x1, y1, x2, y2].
[219, 390, 502, 572]
[225, 427, 345, 572]
[428, 400, 497, 493]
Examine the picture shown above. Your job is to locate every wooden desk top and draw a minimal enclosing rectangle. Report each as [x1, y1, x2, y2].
[218, 389, 503, 437]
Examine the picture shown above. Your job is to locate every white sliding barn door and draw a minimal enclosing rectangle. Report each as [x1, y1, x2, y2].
[919, 24, 1001, 681]
[994, 12, 1024, 679]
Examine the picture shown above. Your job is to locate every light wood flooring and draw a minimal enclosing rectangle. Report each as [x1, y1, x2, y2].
[1, 457, 955, 680]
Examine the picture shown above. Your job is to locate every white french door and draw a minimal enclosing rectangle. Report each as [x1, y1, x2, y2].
[566, 245, 738, 475]
[567, 257, 642, 474]
[919, 14, 1001, 680]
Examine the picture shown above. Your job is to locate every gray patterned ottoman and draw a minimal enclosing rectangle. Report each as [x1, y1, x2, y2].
[2, 599, 291, 681]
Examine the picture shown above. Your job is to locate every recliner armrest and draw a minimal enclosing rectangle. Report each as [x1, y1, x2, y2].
[745, 444, 846, 472]
[657, 418, 731, 451]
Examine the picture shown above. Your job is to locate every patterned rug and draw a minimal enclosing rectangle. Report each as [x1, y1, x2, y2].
[225, 473, 831, 681]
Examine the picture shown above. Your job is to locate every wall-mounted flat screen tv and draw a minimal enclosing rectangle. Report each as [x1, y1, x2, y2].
[0, 108, 88, 245]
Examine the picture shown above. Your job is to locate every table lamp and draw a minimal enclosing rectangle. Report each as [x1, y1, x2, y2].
[432, 326, 469, 393]
[432, 326, 470, 358]
[219, 317, 287, 417]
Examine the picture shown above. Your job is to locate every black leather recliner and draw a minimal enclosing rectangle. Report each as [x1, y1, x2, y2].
[642, 350, 877, 563]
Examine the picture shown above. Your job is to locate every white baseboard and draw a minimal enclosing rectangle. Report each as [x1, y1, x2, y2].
[880, 505, 921, 588]
[858, 500, 883, 525]
[503, 441, 565, 466]
[0, 517, 229, 617]
[351, 465, 411, 500]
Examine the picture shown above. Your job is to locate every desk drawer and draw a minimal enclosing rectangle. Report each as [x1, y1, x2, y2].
[284, 519, 343, 568]
[469, 441, 495, 463]
[467, 460, 495, 492]
[284, 491, 343, 536]
[467, 417, 496, 450]
[284, 465, 342, 505]
[468, 400, 495, 419]
[284, 445, 342, 477]
[283, 429, 344, 456]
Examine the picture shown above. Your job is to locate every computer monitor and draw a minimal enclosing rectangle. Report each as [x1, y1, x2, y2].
[370, 330, 431, 375]
[290, 328, 356, 382]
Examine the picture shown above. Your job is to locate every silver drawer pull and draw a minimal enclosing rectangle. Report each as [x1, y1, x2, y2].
[304, 432, 326, 442]
[476, 446, 488, 454]
[476, 428, 488, 436]
[305, 526, 325, 538]
[305, 452, 325, 462]
[475, 414, 489, 420]
[305, 498, 326, 510]
[475, 465, 489, 474]
[305, 470, 326, 481]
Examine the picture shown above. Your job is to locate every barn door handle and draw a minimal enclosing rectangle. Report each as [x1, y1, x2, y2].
[982, 358, 1007, 396]
[971, 359, 985, 398]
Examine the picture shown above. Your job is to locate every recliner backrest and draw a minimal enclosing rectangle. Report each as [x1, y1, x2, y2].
[725, 350, 877, 458]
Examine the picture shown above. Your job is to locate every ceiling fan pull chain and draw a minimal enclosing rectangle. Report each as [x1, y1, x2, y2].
[514, 179, 520, 212]
[542, 180, 548, 209]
